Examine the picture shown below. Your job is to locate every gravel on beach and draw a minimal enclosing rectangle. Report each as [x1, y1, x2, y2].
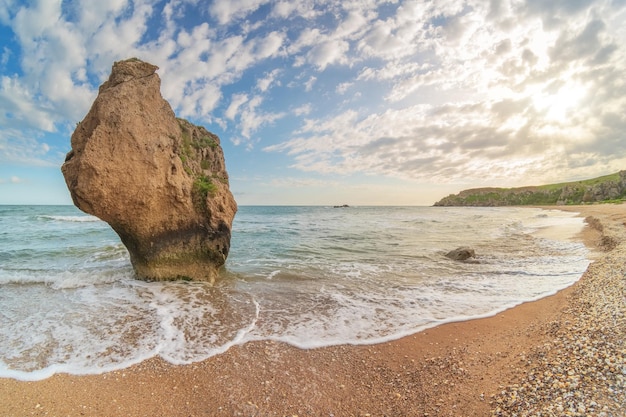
[491, 210, 626, 417]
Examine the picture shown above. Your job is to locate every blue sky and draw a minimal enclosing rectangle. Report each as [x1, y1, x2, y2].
[1, 0, 625, 205]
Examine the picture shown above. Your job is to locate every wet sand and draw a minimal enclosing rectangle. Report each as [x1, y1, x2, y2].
[1, 204, 624, 417]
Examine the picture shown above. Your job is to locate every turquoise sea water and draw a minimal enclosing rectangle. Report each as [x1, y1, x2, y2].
[0, 205, 589, 380]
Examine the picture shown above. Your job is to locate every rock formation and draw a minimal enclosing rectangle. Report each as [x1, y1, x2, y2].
[62, 58, 237, 283]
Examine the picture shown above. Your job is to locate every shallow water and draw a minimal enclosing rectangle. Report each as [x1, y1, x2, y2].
[0, 205, 589, 380]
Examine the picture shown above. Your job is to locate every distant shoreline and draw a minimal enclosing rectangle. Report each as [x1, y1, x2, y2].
[434, 171, 626, 207]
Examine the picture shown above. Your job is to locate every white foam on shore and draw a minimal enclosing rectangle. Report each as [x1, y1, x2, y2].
[527, 210, 585, 242]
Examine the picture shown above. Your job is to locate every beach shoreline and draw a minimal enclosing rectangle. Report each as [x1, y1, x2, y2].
[1, 204, 624, 416]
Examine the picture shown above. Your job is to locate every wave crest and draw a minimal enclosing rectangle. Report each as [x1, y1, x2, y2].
[38, 215, 101, 223]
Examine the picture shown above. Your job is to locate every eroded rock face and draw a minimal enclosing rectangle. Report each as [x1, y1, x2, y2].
[62, 58, 237, 282]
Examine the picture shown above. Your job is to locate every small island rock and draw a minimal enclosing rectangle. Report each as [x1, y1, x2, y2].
[62, 58, 237, 283]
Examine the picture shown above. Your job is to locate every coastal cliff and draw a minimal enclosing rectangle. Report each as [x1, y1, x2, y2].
[434, 171, 626, 206]
[61, 58, 237, 282]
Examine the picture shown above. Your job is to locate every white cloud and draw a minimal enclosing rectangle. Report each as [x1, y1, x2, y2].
[224, 93, 287, 145]
[0, 128, 60, 167]
[209, 0, 269, 24]
[284, 6, 370, 69]
[1, 47, 10, 66]
[336, 81, 353, 95]
[229, 136, 243, 146]
[334, 10, 370, 39]
[225, 93, 249, 120]
[304, 76, 317, 92]
[252, 31, 285, 60]
[293, 103, 312, 116]
[0, 76, 57, 132]
[256, 69, 282, 92]
[288, 28, 324, 54]
[177, 82, 222, 119]
[0, 175, 27, 185]
[306, 39, 350, 70]
[239, 95, 286, 140]
[271, 0, 322, 20]
[159, 28, 285, 118]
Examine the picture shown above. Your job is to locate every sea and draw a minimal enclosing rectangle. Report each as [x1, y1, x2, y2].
[0, 205, 590, 381]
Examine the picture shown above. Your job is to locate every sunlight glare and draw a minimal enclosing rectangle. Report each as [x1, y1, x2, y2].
[532, 82, 587, 122]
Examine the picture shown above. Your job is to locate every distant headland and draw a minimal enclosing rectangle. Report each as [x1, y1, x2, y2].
[434, 171, 626, 206]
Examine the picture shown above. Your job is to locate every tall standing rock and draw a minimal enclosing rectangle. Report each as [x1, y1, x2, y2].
[62, 58, 237, 283]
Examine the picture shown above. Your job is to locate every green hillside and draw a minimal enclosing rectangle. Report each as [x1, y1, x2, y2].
[434, 171, 626, 206]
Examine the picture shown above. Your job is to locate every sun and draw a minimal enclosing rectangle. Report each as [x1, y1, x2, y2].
[532, 81, 587, 123]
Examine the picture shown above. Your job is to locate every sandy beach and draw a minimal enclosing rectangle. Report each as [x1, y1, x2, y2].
[1, 204, 624, 417]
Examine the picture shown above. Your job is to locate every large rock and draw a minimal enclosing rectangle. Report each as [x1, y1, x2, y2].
[62, 58, 237, 283]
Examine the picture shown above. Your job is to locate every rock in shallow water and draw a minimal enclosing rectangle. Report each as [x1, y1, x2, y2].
[61, 58, 237, 282]
[445, 247, 476, 261]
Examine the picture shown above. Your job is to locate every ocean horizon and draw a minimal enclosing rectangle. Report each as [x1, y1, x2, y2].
[0, 205, 589, 380]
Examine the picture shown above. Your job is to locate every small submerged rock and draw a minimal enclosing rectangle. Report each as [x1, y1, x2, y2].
[445, 247, 476, 261]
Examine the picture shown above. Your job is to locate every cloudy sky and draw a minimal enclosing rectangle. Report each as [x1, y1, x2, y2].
[1, 0, 625, 205]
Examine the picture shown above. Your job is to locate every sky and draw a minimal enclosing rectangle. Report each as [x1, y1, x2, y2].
[0, 0, 625, 206]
